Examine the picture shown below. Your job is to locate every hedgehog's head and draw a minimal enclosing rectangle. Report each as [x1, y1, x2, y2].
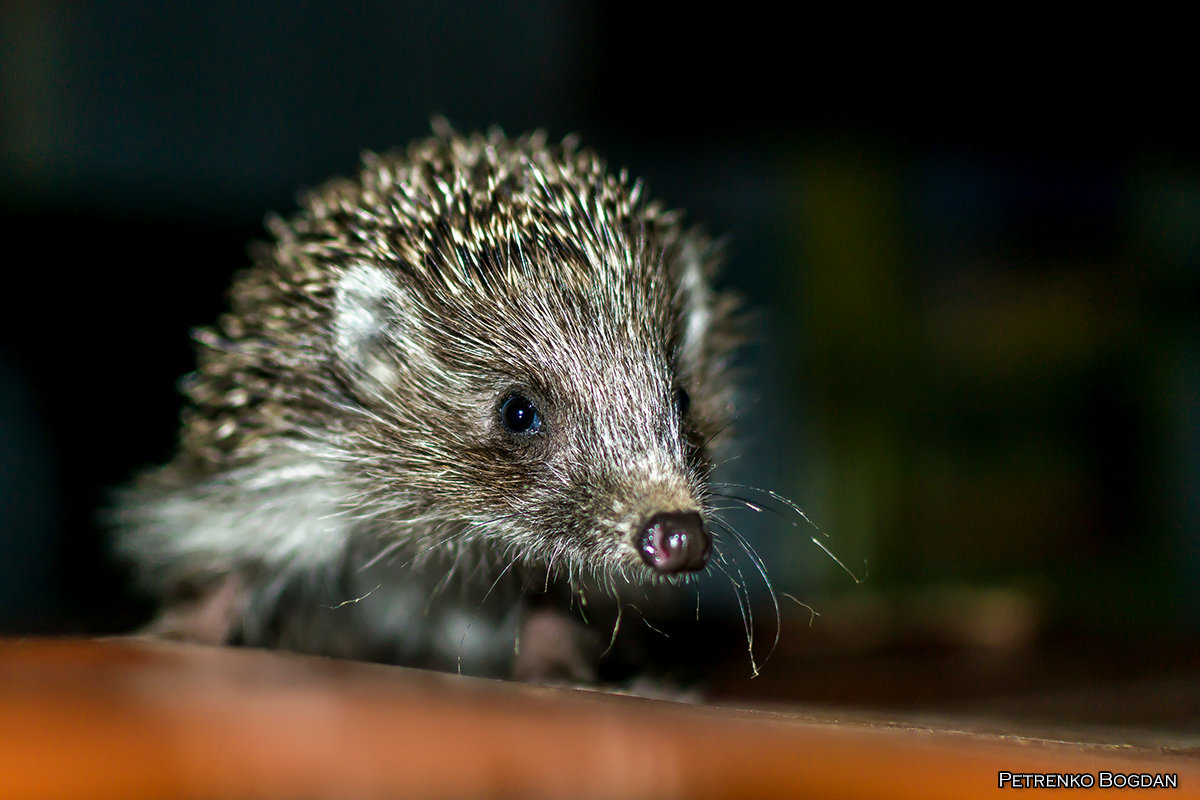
[304, 131, 739, 585]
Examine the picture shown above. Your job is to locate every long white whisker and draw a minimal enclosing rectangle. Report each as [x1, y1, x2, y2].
[359, 536, 408, 571]
[600, 602, 624, 659]
[480, 552, 520, 606]
[709, 482, 824, 534]
[780, 592, 820, 625]
[809, 535, 863, 584]
[713, 518, 781, 669]
[710, 484, 864, 584]
[711, 556, 757, 676]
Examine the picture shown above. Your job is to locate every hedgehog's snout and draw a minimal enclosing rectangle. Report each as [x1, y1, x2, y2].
[636, 511, 710, 574]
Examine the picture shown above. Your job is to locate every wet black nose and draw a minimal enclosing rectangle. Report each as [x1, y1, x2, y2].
[637, 511, 710, 573]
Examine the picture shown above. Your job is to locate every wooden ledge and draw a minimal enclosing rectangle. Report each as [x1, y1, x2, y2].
[1, 637, 1195, 799]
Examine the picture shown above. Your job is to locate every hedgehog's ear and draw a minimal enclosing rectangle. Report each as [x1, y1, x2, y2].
[332, 263, 419, 403]
[674, 232, 732, 375]
[673, 231, 741, 453]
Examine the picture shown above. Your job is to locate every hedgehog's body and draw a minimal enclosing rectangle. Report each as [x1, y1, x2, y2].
[116, 127, 739, 682]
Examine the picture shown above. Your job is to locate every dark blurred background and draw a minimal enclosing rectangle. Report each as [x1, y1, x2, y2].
[2, 3, 1197, 736]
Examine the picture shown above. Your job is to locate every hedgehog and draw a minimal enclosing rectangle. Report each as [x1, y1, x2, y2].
[114, 125, 742, 683]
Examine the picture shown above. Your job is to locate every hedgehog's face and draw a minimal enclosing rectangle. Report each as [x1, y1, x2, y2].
[478, 371, 710, 580]
[332, 255, 731, 584]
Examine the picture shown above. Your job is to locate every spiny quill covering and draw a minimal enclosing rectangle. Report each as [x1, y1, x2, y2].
[115, 126, 742, 681]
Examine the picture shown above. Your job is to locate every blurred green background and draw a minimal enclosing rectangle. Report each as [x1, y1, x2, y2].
[1, 3, 1196, 724]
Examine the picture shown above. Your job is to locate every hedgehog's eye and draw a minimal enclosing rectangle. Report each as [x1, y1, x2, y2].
[500, 394, 542, 435]
[673, 387, 691, 419]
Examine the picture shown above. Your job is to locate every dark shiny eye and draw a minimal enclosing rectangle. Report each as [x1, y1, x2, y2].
[500, 394, 542, 434]
[673, 387, 691, 419]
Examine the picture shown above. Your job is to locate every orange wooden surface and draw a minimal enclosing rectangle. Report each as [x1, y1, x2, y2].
[1, 637, 1196, 799]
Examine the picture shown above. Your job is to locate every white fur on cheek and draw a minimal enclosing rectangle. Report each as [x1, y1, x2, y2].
[115, 442, 355, 586]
